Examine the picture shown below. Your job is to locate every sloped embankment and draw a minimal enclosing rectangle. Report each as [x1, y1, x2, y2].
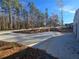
[0, 41, 58, 59]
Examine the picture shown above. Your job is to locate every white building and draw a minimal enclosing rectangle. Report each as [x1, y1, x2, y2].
[73, 9, 79, 40]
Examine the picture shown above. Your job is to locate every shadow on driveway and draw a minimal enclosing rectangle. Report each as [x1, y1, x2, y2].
[32, 33, 77, 59]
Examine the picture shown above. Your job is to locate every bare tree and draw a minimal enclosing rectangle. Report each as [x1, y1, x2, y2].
[50, 13, 59, 27]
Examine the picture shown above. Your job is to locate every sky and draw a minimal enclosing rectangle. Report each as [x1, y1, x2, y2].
[20, 0, 79, 24]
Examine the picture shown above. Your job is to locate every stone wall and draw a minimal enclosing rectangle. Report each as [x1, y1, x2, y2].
[73, 9, 79, 40]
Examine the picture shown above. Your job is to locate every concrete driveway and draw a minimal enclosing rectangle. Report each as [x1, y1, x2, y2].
[33, 33, 78, 59]
[0, 31, 63, 46]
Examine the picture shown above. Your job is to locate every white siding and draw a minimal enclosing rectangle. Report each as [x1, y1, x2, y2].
[73, 9, 79, 40]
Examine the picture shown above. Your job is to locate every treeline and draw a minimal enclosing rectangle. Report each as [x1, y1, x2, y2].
[0, 0, 59, 30]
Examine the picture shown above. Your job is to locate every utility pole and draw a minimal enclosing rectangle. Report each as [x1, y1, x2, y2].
[56, 0, 64, 26]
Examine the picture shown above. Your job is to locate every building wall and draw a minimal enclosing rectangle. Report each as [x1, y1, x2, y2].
[73, 9, 79, 40]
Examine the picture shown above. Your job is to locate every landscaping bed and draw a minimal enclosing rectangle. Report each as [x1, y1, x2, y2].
[0, 41, 58, 59]
[13, 29, 50, 34]
[4, 47, 58, 59]
[0, 41, 24, 59]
